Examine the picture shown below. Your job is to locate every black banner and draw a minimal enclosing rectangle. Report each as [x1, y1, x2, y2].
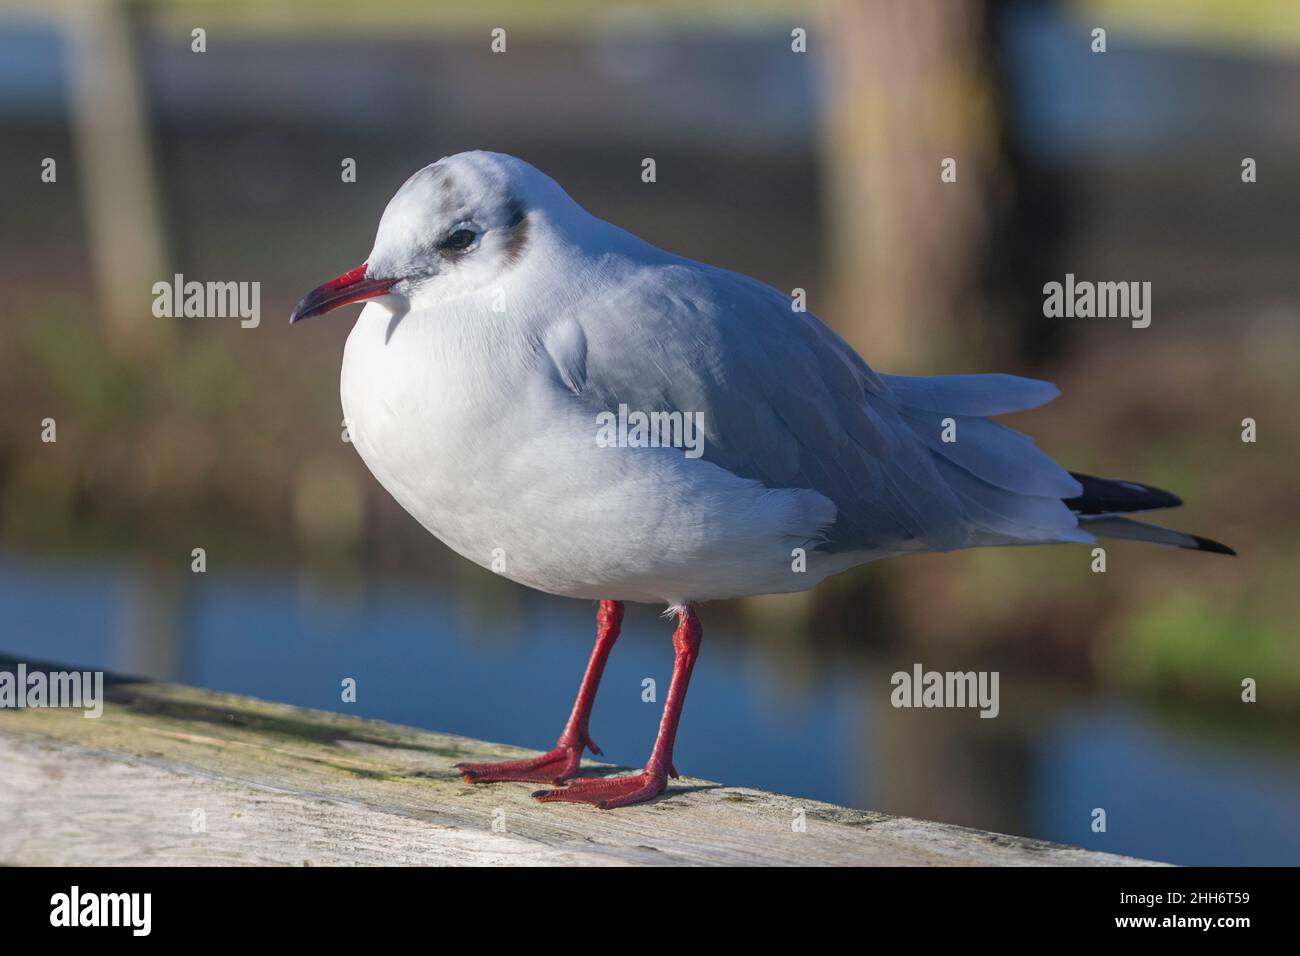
[0, 865, 1278, 941]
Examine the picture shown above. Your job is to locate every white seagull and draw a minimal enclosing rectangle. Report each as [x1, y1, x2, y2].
[290, 151, 1232, 809]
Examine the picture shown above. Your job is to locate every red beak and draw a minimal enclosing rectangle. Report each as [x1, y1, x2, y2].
[289, 263, 397, 324]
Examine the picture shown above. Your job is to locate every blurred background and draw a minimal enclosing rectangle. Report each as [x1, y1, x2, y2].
[1, 0, 1298, 864]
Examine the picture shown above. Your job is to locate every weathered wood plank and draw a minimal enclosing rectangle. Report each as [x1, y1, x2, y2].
[0, 665, 1159, 866]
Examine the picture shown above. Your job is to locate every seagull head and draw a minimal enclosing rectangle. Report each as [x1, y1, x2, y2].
[289, 151, 551, 323]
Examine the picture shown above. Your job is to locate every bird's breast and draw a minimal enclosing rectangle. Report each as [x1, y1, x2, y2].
[339, 304, 568, 573]
[335, 302, 849, 604]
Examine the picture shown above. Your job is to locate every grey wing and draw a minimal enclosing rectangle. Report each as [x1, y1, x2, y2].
[552, 260, 1083, 554]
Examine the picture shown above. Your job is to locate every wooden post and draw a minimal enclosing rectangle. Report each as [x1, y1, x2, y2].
[62, 0, 169, 358]
[818, 0, 999, 373]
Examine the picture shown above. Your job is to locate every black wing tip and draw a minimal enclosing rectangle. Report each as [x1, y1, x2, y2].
[1187, 535, 1236, 556]
[1065, 472, 1183, 515]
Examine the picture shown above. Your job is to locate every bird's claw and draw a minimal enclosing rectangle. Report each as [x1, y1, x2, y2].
[532, 770, 668, 809]
[456, 742, 584, 786]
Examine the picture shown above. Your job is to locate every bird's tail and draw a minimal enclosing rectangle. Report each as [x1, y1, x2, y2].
[881, 372, 1235, 556]
[1064, 473, 1236, 555]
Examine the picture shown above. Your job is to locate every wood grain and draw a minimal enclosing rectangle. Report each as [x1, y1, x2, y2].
[0, 667, 1159, 866]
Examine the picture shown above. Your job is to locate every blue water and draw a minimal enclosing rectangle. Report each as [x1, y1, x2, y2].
[2, 552, 1298, 865]
[0, 553, 857, 809]
[1037, 709, 1300, 866]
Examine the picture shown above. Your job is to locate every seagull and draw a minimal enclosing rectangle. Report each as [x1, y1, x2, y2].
[290, 151, 1233, 809]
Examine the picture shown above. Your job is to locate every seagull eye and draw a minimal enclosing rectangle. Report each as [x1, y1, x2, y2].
[442, 228, 477, 252]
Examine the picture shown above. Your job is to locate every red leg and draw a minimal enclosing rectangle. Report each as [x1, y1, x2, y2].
[457, 600, 623, 785]
[535, 605, 701, 809]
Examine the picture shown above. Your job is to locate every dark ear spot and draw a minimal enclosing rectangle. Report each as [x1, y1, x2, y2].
[438, 170, 457, 199]
[505, 199, 525, 228]
[502, 199, 529, 265]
